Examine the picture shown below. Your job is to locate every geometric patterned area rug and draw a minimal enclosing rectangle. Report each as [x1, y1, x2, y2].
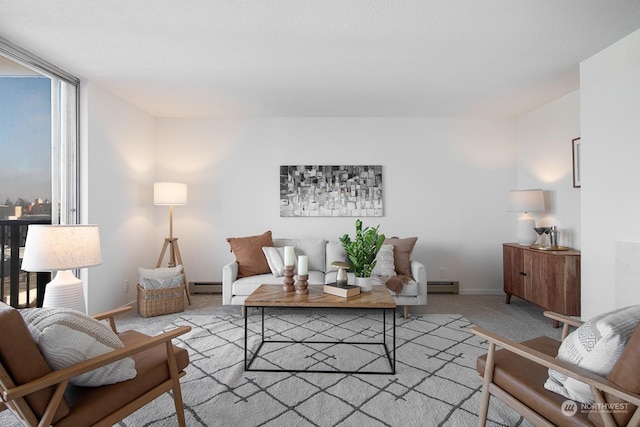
[115, 310, 529, 427]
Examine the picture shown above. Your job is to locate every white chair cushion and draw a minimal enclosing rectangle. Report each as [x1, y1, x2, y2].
[232, 274, 284, 296]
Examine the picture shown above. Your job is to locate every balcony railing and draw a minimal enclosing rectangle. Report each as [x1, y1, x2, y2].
[1, 219, 51, 308]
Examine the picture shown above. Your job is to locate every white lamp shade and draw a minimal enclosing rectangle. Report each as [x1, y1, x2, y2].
[508, 190, 545, 213]
[154, 182, 187, 205]
[22, 225, 102, 272]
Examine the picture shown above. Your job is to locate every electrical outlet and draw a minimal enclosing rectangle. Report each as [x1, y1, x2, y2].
[440, 268, 447, 278]
[124, 280, 130, 293]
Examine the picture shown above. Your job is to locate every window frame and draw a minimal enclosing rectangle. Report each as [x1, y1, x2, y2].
[0, 36, 80, 225]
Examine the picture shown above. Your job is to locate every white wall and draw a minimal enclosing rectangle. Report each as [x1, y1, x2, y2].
[516, 91, 581, 249]
[81, 82, 158, 314]
[77, 79, 585, 311]
[156, 118, 517, 294]
[580, 28, 640, 319]
[44, 27, 640, 315]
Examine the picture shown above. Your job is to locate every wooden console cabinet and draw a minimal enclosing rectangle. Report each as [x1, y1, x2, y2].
[503, 243, 580, 324]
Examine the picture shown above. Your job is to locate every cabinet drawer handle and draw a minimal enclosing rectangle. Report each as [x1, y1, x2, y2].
[520, 272, 527, 276]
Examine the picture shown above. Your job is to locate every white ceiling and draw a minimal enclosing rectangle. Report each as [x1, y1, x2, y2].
[1, 0, 639, 118]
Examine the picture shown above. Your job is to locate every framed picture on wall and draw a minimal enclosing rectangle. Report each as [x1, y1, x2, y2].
[572, 137, 581, 188]
[279, 165, 383, 217]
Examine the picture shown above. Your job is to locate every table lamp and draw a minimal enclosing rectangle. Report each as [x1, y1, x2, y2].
[21, 224, 102, 313]
[508, 190, 545, 245]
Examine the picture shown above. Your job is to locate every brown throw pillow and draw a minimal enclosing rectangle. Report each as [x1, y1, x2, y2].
[588, 323, 640, 427]
[383, 237, 418, 276]
[227, 231, 273, 278]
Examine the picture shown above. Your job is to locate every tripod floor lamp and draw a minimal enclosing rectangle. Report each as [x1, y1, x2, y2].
[154, 182, 191, 305]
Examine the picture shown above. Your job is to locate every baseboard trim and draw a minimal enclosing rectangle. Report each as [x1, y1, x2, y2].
[458, 289, 504, 295]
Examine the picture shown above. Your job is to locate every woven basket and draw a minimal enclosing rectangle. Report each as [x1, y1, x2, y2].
[137, 284, 185, 318]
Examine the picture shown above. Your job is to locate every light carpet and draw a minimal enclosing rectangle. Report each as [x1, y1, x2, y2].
[116, 309, 528, 427]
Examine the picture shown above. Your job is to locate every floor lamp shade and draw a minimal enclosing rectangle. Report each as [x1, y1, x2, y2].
[21, 225, 102, 313]
[154, 182, 187, 205]
[508, 190, 545, 246]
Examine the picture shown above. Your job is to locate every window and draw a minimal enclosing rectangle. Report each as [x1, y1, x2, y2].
[0, 74, 52, 219]
[0, 36, 79, 224]
[0, 36, 80, 306]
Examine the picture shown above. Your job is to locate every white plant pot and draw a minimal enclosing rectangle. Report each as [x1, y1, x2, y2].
[355, 276, 373, 292]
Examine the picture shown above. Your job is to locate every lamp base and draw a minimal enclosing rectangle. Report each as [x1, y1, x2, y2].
[42, 270, 86, 313]
[516, 214, 537, 246]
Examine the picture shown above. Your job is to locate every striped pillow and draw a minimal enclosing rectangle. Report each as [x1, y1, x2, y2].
[21, 307, 137, 386]
[545, 305, 640, 403]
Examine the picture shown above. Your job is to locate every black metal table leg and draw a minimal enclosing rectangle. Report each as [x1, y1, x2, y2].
[244, 305, 247, 369]
[392, 308, 396, 374]
[245, 305, 397, 375]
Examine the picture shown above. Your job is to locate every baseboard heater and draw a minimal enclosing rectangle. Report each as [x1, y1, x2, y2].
[427, 281, 459, 294]
[189, 281, 459, 295]
[188, 281, 222, 294]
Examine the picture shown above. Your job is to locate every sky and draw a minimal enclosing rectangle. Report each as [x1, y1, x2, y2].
[0, 76, 51, 204]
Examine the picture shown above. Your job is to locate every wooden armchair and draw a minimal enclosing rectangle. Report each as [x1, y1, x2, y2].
[471, 311, 640, 427]
[0, 303, 191, 427]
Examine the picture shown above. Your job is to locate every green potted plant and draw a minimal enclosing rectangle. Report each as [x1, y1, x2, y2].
[339, 219, 385, 291]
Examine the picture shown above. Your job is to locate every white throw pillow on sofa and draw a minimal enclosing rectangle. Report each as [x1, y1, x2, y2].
[373, 244, 397, 277]
[544, 304, 640, 403]
[262, 246, 287, 277]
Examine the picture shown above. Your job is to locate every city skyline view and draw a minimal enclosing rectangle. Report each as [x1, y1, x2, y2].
[0, 76, 51, 204]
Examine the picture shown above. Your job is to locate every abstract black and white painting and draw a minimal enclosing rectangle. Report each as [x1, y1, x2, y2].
[280, 165, 383, 217]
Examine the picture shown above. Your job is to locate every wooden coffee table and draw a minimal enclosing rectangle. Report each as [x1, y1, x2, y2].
[244, 284, 397, 374]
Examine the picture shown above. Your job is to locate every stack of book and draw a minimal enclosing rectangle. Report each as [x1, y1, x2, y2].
[323, 283, 360, 298]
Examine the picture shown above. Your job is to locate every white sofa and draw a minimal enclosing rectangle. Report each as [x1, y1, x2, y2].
[223, 238, 427, 318]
